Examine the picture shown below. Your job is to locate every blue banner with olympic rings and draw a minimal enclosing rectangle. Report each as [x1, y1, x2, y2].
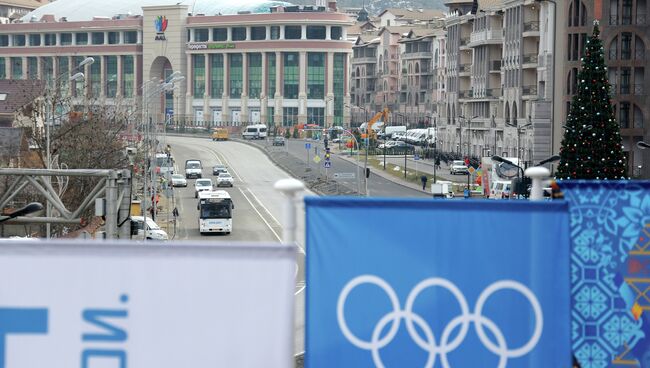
[305, 198, 571, 367]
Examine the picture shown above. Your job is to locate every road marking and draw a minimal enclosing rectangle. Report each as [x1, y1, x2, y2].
[237, 187, 282, 243]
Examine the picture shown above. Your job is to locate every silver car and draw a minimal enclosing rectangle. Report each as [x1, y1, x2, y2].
[170, 174, 187, 187]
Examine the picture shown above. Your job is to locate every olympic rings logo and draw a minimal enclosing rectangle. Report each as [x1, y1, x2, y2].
[337, 275, 543, 368]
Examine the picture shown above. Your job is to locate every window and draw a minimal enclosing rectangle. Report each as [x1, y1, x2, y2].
[622, 0, 632, 24]
[620, 102, 630, 128]
[232, 27, 246, 41]
[307, 52, 325, 99]
[251, 27, 266, 40]
[90, 55, 101, 97]
[58, 56, 69, 91]
[91, 32, 104, 45]
[11, 57, 22, 79]
[266, 107, 274, 124]
[60, 33, 72, 45]
[229, 53, 243, 98]
[41, 57, 53, 86]
[122, 55, 134, 97]
[621, 32, 632, 59]
[333, 53, 345, 125]
[72, 56, 85, 97]
[283, 52, 299, 99]
[0, 58, 5, 79]
[620, 68, 631, 93]
[248, 53, 262, 98]
[192, 54, 205, 98]
[283, 107, 298, 126]
[331, 26, 342, 40]
[44, 34, 56, 46]
[270, 26, 280, 40]
[75, 33, 88, 45]
[12, 34, 25, 46]
[285, 26, 301, 39]
[267, 53, 276, 97]
[213, 28, 227, 41]
[307, 107, 325, 125]
[105, 56, 118, 97]
[195, 29, 209, 42]
[29, 34, 40, 46]
[27, 57, 37, 79]
[123, 31, 137, 44]
[0, 35, 7, 47]
[306, 26, 326, 40]
[210, 54, 223, 98]
[108, 32, 120, 44]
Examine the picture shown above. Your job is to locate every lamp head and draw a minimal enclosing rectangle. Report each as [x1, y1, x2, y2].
[79, 57, 94, 67]
[70, 72, 84, 82]
[637, 141, 650, 149]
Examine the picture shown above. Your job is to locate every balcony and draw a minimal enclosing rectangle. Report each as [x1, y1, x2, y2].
[459, 90, 473, 99]
[522, 54, 538, 68]
[522, 85, 537, 97]
[352, 57, 376, 64]
[469, 29, 503, 46]
[486, 88, 502, 98]
[460, 38, 470, 49]
[614, 14, 647, 25]
[459, 64, 471, 76]
[402, 51, 433, 60]
[523, 21, 540, 36]
[490, 60, 502, 72]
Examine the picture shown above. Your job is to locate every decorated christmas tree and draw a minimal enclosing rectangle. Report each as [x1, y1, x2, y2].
[556, 21, 628, 180]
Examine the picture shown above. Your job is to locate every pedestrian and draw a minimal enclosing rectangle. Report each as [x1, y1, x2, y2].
[420, 175, 428, 191]
[435, 156, 441, 170]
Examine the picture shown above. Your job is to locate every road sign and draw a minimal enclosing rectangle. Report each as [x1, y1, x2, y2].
[313, 156, 322, 163]
[305, 142, 311, 150]
[324, 161, 332, 168]
[468, 166, 476, 174]
[414, 154, 420, 161]
[333, 172, 355, 179]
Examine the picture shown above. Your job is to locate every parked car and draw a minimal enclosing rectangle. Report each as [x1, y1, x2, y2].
[194, 178, 213, 198]
[216, 172, 234, 187]
[213, 164, 228, 176]
[272, 136, 286, 146]
[450, 160, 469, 175]
[170, 174, 187, 187]
[130, 216, 168, 241]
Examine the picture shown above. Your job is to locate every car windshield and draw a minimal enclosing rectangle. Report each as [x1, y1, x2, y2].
[146, 219, 160, 230]
[196, 180, 211, 187]
[200, 203, 232, 219]
[187, 163, 200, 169]
[453, 161, 465, 166]
[219, 174, 232, 179]
[172, 174, 183, 180]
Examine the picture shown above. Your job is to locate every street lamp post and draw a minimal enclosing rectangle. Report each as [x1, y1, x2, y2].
[394, 112, 408, 178]
[428, 114, 438, 183]
[459, 115, 478, 193]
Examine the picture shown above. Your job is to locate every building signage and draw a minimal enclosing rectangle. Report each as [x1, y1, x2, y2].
[154, 15, 168, 41]
[0, 241, 296, 367]
[187, 42, 236, 50]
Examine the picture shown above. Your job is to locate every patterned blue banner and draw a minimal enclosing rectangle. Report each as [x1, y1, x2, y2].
[305, 198, 571, 367]
[560, 181, 650, 367]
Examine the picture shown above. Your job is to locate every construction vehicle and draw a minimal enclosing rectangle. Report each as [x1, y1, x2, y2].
[360, 108, 390, 139]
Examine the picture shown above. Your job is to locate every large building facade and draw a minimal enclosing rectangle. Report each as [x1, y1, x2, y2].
[0, 0, 353, 128]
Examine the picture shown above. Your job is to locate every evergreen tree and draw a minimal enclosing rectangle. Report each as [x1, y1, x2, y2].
[556, 21, 627, 180]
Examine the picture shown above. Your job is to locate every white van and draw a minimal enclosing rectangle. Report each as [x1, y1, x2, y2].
[130, 216, 169, 241]
[384, 126, 406, 139]
[242, 124, 268, 140]
[490, 180, 512, 199]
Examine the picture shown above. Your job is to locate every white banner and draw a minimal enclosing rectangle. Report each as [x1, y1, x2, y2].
[0, 241, 296, 368]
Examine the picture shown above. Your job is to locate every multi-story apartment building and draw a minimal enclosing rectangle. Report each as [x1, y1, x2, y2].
[0, 0, 353, 128]
[553, 0, 649, 177]
[442, 0, 554, 166]
[0, 0, 47, 24]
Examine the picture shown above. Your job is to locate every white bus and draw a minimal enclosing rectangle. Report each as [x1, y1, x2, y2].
[155, 153, 174, 175]
[198, 191, 234, 235]
[242, 124, 268, 140]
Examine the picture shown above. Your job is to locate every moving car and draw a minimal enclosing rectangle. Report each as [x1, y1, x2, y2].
[130, 216, 169, 241]
[194, 178, 213, 198]
[450, 160, 469, 175]
[272, 136, 285, 146]
[170, 174, 187, 187]
[212, 164, 228, 176]
[185, 159, 202, 179]
[216, 172, 234, 187]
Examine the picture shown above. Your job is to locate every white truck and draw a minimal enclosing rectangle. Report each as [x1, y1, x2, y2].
[431, 181, 454, 198]
[480, 156, 520, 199]
[242, 124, 268, 140]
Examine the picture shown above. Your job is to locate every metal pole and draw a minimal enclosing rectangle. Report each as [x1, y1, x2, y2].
[433, 117, 437, 183]
[46, 102, 51, 239]
[118, 169, 132, 239]
[105, 170, 118, 239]
[274, 178, 305, 245]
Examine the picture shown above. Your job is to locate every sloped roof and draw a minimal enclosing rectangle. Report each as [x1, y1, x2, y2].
[22, 0, 293, 22]
[380, 25, 418, 36]
[0, 79, 44, 115]
[0, 0, 48, 9]
[379, 8, 444, 20]
[0, 127, 24, 157]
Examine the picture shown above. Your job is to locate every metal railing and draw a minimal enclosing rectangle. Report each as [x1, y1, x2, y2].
[635, 49, 646, 60]
[460, 64, 471, 73]
[523, 21, 540, 32]
[485, 88, 502, 97]
[459, 90, 473, 98]
[522, 85, 537, 96]
[490, 60, 501, 71]
[460, 38, 470, 46]
[523, 54, 538, 64]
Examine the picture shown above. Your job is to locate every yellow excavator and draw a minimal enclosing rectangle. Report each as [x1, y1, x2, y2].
[361, 107, 390, 139]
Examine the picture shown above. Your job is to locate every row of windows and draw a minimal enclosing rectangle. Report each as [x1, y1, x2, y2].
[191, 25, 343, 42]
[0, 31, 138, 47]
[0, 55, 135, 98]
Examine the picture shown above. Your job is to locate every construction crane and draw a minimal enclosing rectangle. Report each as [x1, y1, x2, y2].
[361, 107, 390, 139]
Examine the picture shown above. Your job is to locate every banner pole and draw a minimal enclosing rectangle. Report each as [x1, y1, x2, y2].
[274, 179, 305, 244]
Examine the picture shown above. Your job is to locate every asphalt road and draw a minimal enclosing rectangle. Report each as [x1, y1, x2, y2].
[165, 135, 309, 356]
[260, 137, 430, 198]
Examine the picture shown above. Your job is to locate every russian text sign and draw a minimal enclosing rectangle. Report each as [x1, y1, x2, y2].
[0, 241, 295, 368]
[305, 198, 570, 367]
